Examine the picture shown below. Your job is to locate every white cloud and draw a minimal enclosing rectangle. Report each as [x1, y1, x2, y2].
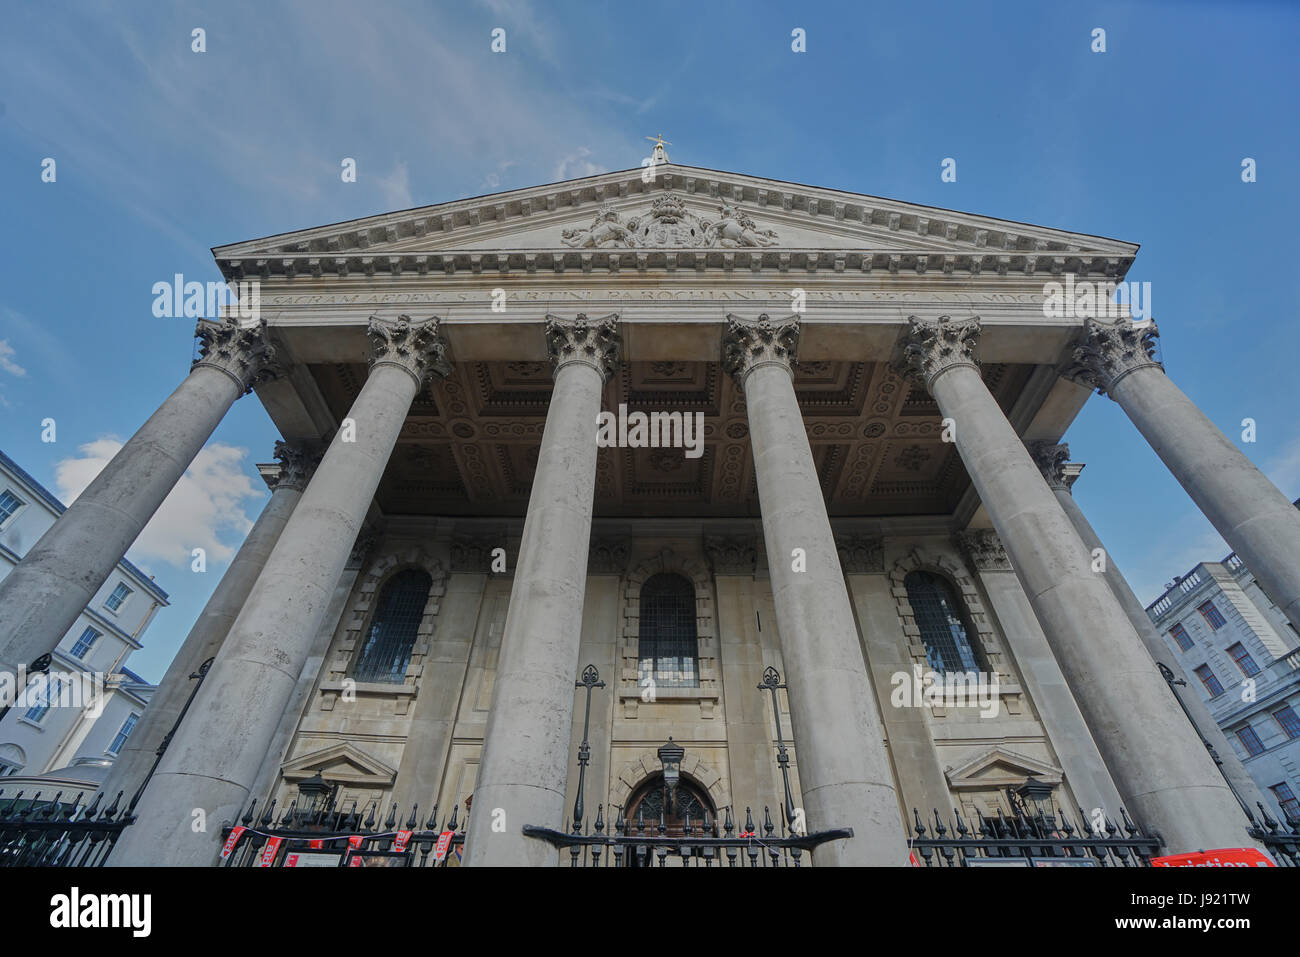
[55, 439, 265, 570]
[0, 340, 25, 377]
[554, 147, 605, 181]
[376, 160, 414, 211]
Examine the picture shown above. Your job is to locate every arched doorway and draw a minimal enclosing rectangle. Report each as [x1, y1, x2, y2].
[623, 773, 717, 836]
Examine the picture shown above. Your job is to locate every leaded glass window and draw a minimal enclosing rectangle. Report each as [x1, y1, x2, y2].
[353, 568, 431, 683]
[905, 570, 988, 674]
[637, 573, 699, 689]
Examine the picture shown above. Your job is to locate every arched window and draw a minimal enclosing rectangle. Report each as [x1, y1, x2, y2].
[905, 570, 988, 673]
[353, 568, 431, 683]
[638, 573, 699, 689]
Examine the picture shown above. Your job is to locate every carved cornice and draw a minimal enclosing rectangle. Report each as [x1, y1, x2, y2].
[1064, 317, 1162, 396]
[269, 440, 322, 492]
[955, 528, 1012, 572]
[367, 314, 452, 388]
[834, 533, 884, 574]
[544, 313, 621, 380]
[588, 538, 630, 574]
[192, 316, 281, 394]
[1026, 441, 1071, 491]
[704, 535, 757, 576]
[722, 313, 800, 383]
[896, 314, 981, 392]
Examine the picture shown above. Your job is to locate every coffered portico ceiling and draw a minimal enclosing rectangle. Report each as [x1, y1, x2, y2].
[217, 163, 1139, 519]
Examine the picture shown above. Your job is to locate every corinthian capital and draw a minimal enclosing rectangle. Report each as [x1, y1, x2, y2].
[955, 528, 1012, 572]
[193, 316, 281, 394]
[544, 313, 621, 380]
[1064, 318, 1162, 396]
[367, 314, 452, 387]
[1026, 441, 1071, 491]
[834, 533, 884, 573]
[896, 315, 981, 392]
[268, 440, 323, 492]
[722, 313, 800, 383]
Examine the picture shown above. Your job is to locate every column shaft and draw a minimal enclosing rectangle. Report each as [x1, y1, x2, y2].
[726, 313, 905, 866]
[104, 455, 311, 802]
[1051, 481, 1267, 812]
[911, 316, 1250, 852]
[464, 314, 618, 867]
[109, 315, 444, 866]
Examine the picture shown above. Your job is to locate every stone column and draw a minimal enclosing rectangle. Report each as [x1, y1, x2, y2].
[1027, 442, 1269, 815]
[837, 534, 951, 822]
[463, 314, 619, 867]
[900, 314, 1252, 853]
[0, 318, 278, 677]
[104, 440, 320, 802]
[109, 315, 449, 866]
[723, 313, 905, 867]
[1068, 318, 1300, 632]
[954, 528, 1126, 819]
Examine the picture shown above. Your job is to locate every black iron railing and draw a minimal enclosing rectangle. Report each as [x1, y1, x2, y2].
[218, 794, 466, 867]
[525, 803, 851, 867]
[0, 788, 133, 867]
[909, 805, 1163, 867]
[1245, 806, 1299, 866]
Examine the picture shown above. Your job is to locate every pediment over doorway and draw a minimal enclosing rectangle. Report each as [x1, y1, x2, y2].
[280, 742, 397, 788]
[945, 746, 1063, 791]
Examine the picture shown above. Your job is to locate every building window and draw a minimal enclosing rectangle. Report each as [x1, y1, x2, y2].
[104, 582, 132, 613]
[637, 573, 699, 689]
[107, 713, 139, 756]
[904, 570, 988, 674]
[1193, 664, 1225, 698]
[1273, 705, 1300, 740]
[1227, 642, 1261, 677]
[1169, 623, 1193, 651]
[70, 626, 101, 660]
[0, 489, 22, 527]
[353, 568, 431, 684]
[1271, 782, 1300, 823]
[22, 676, 65, 723]
[1197, 600, 1226, 630]
[1235, 725, 1265, 757]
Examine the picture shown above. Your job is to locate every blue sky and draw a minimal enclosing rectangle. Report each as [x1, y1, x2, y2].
[1, 0, 1297, 681]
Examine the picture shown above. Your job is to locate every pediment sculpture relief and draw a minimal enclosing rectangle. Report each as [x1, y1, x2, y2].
[561, 196, 779, 248]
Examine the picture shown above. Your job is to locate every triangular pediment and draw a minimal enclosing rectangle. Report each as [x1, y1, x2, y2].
[281, 742, 396, 788]
[945, 746, 1063, 790]
[212, 164, 1137, 273]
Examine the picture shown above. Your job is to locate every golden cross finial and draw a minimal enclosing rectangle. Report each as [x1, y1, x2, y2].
[645, 133, 672, 148]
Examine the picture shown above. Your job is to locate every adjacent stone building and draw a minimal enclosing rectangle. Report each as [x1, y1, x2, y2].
[5, 153, 1299, 865]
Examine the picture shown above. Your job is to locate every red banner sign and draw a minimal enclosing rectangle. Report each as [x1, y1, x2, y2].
[219, 826, 246, 860]
[256, 836, 283, 867]
[394, 830, 413, 853]
[433, 831, 454, 862]
[1151, 847, 1275, 868]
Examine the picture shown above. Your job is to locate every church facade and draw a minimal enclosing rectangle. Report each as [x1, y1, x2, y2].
[6, 152, 1299, 866]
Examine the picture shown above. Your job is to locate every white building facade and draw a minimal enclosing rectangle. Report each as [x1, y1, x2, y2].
[1148, 534, 1300, 824]
[0, 449, 165, 788]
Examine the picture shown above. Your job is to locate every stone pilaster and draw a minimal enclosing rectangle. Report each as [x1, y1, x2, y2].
[1067, 317, 1300, 634]
[1036, 445, 1269, 816]
[464, 314, 619, 866]
[899, 314, 1253, 853]
[724, 312, 905, 866]
[110, 316, 448, 866]
[0, 317, 279, 678]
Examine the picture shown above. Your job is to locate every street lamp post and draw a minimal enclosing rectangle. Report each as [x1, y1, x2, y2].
[758, 666, 799, 833]
[572, 664, 604, 833]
